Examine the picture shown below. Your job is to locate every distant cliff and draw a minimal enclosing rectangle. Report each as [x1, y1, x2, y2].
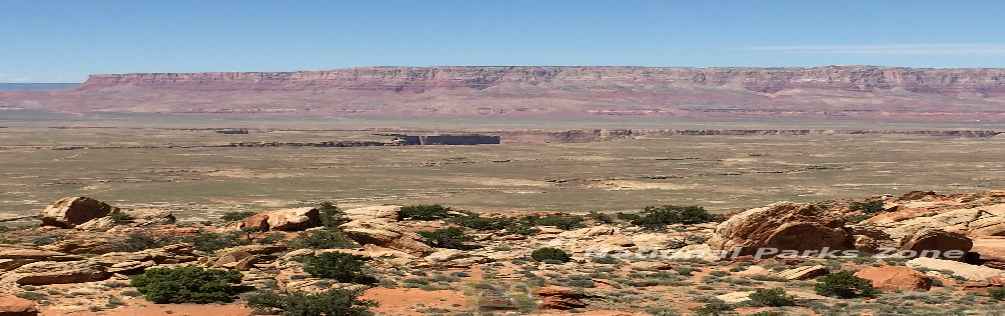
[78, 66, 1005, 94]
[5, 66, 1005, 121]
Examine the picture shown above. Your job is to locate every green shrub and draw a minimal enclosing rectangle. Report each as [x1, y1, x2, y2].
[524, 214, 585, 230]
[504, 221, 540, 236]
[290, 229, 357, 249]
[632, 205, 715, 229]
[116, 233, 172, 252]
[220, 211, 257, 222]
[587, 211, 614, 224]
[849, 200, 885, 214]
[109, 211, 134, 224]
[417, 227, 474, 250]
[451, 213, 508, 231]
[748, 287, 795, 307]
[130, 266, 242, 304]
[188, 230, 249, 252]
[302, 252, 376, 284]
[398, 204, 454, 221]
[531, 247, 572, 263]
[694, 298, 733, 316]
[246, 288, 376, 316]
[989, 287, 1005, 300]
[814, 271, 877, 298]
[318, 202, 350, 228]
[616, 212, 641, 222]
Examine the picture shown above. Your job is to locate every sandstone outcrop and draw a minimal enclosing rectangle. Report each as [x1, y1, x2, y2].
[39, 197, 118, 228]
[1, 261, 110, 286]
[0, 295, 37, 316]
[339, 219, 434, 256]
[854, 266, 933, 291]
[536, 286, 593, 310]
[906, 257, 1005, 281]
[708, 202, 852, 255]
[240, 207, 321, 231]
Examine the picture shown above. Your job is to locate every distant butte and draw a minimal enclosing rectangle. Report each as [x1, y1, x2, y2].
[3, 66, 1005, 121]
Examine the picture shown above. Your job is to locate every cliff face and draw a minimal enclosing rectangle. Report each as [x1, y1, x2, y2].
[77, 66, 1005, 95]
[5, 66, 1005, 121]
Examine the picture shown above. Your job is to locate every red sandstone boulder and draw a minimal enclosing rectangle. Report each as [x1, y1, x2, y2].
[901, 229, 973, 257]
[536, 286, 592, 310]
[0, 295, 38, 316]
[40, 197, 118, 228]
[854, 266, 933, 291]
[708, 202, 852, 256]
[239, 207, 321, 231]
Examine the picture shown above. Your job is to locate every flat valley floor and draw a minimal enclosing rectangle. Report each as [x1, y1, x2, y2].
[2, 115, 1005, 221]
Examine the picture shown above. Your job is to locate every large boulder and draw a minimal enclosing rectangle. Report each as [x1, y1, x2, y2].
[536, 286, 594, 310]
[39, 197, 118, 228]
[906, 257, 1005, 281]
[339, 219, 433, 256]
[707, 202, 852, 256]
[900, 228, 973, 257]
[240, 207, 321, 231]
[777, 265, 829, 280]
[344, 205, 401, 221]
[0, 245, 81, 271]
[854, 266, 932, 291]
[1, 261, 110, 285]
[0, 295, 38, 316]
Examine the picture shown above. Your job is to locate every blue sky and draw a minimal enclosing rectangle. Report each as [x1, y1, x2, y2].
[3, 0, 1005, 82]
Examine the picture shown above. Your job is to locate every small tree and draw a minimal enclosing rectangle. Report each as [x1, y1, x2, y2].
[398, 204, 454, 221]
[130, 267, 242, 304]
[418, 227, 474, 250]
[302, 252, 376, 284]
[748, 287, 795, 307]
[531, 247, 572, 263]
[247, 288, 376, 316]
[815, 271, 877, 298]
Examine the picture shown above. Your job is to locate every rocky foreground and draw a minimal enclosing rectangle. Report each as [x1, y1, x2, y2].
[3, 191, 1005, 315]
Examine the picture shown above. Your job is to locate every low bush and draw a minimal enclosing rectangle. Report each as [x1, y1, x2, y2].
[694, 298, 733, 316]
[587, 211, 614, 224]
[523, 214, 585, 230]
[318, 202, 350, 228]
[247, 288, 376, 316]
[849, 200, 885, 214]
[748, 287, 796, 307]
[188, 230, 249, 252]
[109, 211, 134, 224]
[220, 211, 257, 222]
[302, 252, 376, 284]
[451, 213, 509, 231]
[989, 287, 1005, 300]
[398, 204, 455, 221]
[116, 233, 173, 252]
[418, 227, 474, 250]
[504, 221, 540, 236]
[130, 266, 242, 303]
[290, 229, 357, 249]
[631, 205, 715, 229]
[814, 271, 877, 298]
[531, 247, 572, 263]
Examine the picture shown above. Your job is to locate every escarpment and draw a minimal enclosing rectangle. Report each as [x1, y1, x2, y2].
[5, 66, 1005, 121]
